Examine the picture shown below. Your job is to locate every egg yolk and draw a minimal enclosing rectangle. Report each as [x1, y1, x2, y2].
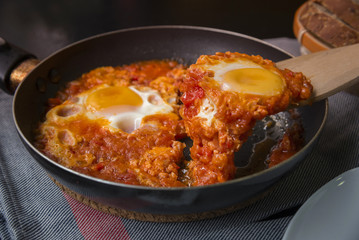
[86, 86, 143, 111]
[223, 68, 284, 96]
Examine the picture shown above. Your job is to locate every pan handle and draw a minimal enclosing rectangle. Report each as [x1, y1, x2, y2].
[0, 37, 39, 94]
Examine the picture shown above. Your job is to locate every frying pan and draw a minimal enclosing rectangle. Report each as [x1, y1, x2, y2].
[0, 26, 327, 221]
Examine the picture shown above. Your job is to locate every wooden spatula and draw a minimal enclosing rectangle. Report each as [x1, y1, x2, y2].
[276, 43, 359, 103]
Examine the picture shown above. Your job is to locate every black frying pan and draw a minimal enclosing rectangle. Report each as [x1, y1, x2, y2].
[0, 26, 327, 220]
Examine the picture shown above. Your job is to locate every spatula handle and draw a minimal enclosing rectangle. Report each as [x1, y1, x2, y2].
[277, 43, 359, 103]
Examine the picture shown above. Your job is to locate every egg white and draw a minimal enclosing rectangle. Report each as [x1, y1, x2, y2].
[194, 60, 259, 126]
[50, 85, 174, 133]
[203, 59, 269, 91]
[196, 97, 216, 126]
[104, 86, 173, 132]
[195, 57, 285, 126]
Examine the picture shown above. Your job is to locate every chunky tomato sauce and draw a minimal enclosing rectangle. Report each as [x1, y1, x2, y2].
[179, 52, 312, 186]
[35, 55, 312, 187]
[36, 61, 187, 187]
[267, 116, 305, 168]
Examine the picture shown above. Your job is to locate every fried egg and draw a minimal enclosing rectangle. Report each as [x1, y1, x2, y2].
[195, 55, 286, 125]
[203, 57, 285, 96]
[49, 85, 174, 133]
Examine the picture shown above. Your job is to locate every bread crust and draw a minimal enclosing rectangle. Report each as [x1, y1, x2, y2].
[313, 0, 359, 31]
[299, 1, 359, 47]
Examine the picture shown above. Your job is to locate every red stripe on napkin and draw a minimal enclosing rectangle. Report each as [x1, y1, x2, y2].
[64, 193, 131, 240]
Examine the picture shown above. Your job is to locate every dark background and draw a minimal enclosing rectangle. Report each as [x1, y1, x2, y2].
[0, 0, 305, 59]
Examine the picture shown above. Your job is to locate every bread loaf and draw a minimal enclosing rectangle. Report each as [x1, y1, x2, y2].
[299, 0, 359, 48]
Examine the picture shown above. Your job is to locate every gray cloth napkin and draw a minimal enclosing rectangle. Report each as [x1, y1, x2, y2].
[1, 38, 358, 239]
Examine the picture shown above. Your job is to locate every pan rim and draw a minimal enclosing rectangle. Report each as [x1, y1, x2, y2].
[12, 25, 328, 192]
[28, 25, 296, 62]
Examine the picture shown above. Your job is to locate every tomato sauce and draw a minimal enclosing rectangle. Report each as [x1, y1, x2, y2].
[179, 52, 312, 186]
[35, 56, 312, 187]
